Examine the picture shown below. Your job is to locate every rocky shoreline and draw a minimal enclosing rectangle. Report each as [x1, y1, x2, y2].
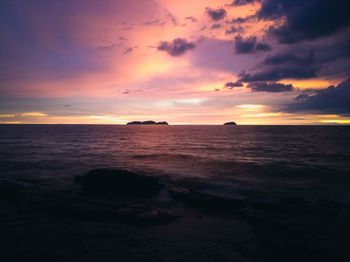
[1, 169, 350, 261]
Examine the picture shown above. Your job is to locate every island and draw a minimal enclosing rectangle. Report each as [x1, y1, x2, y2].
[127, 120, 169, 125]
[223, 122, 237, 125]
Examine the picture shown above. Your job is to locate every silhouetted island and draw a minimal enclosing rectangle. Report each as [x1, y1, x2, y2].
[223, 122, 237, 125]
[127, 121, 168, 125]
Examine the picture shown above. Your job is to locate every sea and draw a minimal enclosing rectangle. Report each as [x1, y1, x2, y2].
[1, 124, 350, 204]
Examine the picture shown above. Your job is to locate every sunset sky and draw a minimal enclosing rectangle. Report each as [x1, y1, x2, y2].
[1, 0, 349, 125]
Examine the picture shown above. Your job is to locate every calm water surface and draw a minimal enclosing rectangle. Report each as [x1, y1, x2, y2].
[1, 125, 350, 202]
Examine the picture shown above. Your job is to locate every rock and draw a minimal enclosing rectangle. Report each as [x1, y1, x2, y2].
[75, 169, 163, 197]
[223, 122, 237, 125]
[115, 204, 183, 225]
[0, 179, 42, 203]
[168, 187, 245, 212]
[127, 120, 168, 125]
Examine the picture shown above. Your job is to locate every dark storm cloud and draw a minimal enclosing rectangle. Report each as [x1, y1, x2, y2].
[295, 93, 310, 101]
[157, 38, 196, 57]
[234, 36, 255, 53]
[257, 0, 350, 44]
[238, 66, 317, 83]
[224, 81, 243, 89]
[260, 32, 349, 81]
[206, 8, 227, 21]
[236, 45, 323, 85]
[315, 33, 350, 64]
[255, 42, 272, 52]
[263, 49, 315, 66]
[236, 31, 350, 85]
[234, 35, 271, 54]
[247, 81, 294, 92]
[284, 79, 350, 114]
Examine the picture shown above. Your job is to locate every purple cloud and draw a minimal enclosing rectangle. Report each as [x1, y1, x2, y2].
[234, 35, 271, 54]
[210, 23, 222, 30]
[157, 38, 196, 57]
[224, 81, 243, 89]
[285, 79, 350, 114]
[185, 16, 198, 23]
[206, 8, 227, 21]
[247, 81, 294, 92]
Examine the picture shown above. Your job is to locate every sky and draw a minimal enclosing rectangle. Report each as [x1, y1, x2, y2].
[0, 0, 349, 125]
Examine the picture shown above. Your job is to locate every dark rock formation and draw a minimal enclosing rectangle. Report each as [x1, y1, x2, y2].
[74, 169, 163, 197]
[127, 121, 168, 125]
[168, 187, 245, 212]
[114, 204, 183, 225]
[0, 179, 41, 203]
[223, 122, 237, 125]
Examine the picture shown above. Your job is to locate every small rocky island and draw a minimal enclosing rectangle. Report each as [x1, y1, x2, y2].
[127, 120, 168, 125]
[223, 121, 237, 125]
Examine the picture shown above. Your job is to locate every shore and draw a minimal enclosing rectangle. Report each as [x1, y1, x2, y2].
[1, 169, 349, 262]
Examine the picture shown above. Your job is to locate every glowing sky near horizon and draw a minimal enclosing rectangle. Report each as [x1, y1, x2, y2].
[0, 0, 349, 124]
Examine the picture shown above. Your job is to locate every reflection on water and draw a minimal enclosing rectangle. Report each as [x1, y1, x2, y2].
[1, 125, 350, 202]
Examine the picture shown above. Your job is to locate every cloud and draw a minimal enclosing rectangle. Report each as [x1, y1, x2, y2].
[210, 23, 222, 30]
[0, 114, 15, 118]
[247, 81, 294, 92]
[123, 47, 133, 54]
[238, 66, 317, 83]
[141, 19, 166, 26]
[206, 7, 227, 21]
[257, 0, 350, 44]
[185, 16, 197, 23]
[224, 81, 243, 89]
[20, 112, 47, 117]
[232, 30, 350, 87]
[157, 38, 196, 56]
[234, 35, 256, 53]
[284, 79, 350, 114]
[234, 35, 271, 54]
[225, 26, 244, 35]
[226, 15, 255, 24]
[236, 47, 320, 83]
[97, 43, 118, 51]
[228, 0, 261, 6]
[295, 93, 309, 101]
[263, 49, 315, 66]
[255, 42, 272, 52]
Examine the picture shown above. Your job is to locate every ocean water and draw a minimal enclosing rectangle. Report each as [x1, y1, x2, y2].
[1, 124, 350, 203]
